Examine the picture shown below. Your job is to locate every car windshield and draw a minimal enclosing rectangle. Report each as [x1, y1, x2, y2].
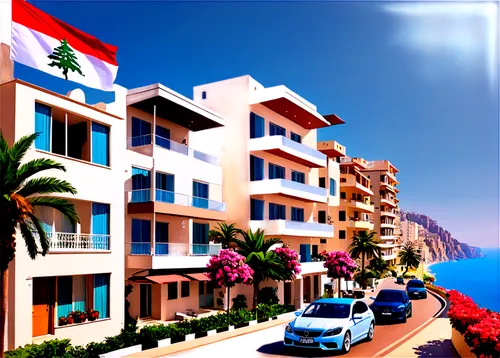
[407, 280, 425, 288]
[302, 303, 351, 319]
[376, 291, 404, 302]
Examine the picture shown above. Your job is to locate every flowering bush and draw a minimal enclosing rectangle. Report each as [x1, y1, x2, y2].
[323, 251, 357, 280]
[273, 245, 301, 279]
[448, 290, 489, 334]
[205, 249, 254, 288]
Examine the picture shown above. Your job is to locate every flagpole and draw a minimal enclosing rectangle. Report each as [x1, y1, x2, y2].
[151, 105, 156, 255]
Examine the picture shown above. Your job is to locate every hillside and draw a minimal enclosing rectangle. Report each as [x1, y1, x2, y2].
[400, 211, 483, 263]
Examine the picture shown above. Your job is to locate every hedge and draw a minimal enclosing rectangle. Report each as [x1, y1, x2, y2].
[6, 304, 295, 358]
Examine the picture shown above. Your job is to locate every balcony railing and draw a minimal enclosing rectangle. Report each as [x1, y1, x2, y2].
[128, 189, 226, 212]
[128, 134, 220, 166]
[128, 242, 221, 256]
[279, 136, 326, 161]
[280, 179, 327, 197]
[44, 232, 110, 251]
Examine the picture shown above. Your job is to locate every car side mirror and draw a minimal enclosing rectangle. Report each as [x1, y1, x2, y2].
[294, 310, 303, 317]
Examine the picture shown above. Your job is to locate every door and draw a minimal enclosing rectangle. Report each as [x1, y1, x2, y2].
[303, 276, 311, 303]
[193, 223, 209, 255]
[299, 244, 311, 263]
[199, 281, 206, 307]
[140, 284, 152, 318]
[351, 301, 371, 341]
[32, 277, 55, 337]
[206, 281, 214, 307]
[284, 282, 292, 305]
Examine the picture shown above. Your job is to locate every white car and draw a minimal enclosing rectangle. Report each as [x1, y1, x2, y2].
[284, 298, 375, 354]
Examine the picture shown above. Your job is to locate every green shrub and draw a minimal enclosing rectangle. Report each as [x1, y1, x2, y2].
[5, 339, 74, 358]
[231, 294, 248, 310]
[257, 287, 279, 305]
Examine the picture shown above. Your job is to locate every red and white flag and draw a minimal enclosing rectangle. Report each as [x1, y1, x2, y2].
[10, 0, 118, 91]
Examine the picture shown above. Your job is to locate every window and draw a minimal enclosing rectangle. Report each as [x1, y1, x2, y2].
[320, 239, 327, 244]
[318, 211, 327, 224]
[193, 181, 209, 209]
[250, 113, 265, 139]
[319, 177, 326, 188]
[57, 276, 73, 319]
[193, 223, 209, 255]
[91, 203, 110, 250]
[131, 117, 152, 147]
[269, 122, 286, 136]
[340, 192, 346, 199]
[339, 211, 346, 221]
[269, 163, 285, 179]
[250, 199, 264, 220]
[155, 172, 175, 203]
[290, 132, 301, 143]
[168, 282, 178, 300]
[330, 178, 336, 196]
[34, 103, 52, 151]
[131, 219, 151, 255]
[291, 207, 304, 222]
[131, 167, 151, 203]
[312, 245, 318, 257]
[339, 230, 346, 239]
[181, 281, 190, 298]
[94, 274, 110, 319]
[354, 301, 368, 314]
[291, 171, 305, 184]
[202, 91, 207, 99]
[250, 155, 264, 181]
[155, 222, 169, 255]
[269, 203, 286, 220]
[91, 122, 110, 166]
[155, 125, 171, 149]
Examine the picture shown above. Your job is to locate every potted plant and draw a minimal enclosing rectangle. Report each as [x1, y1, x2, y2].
[87, 308, 100, 321]
[58, 316, 68, 326]
[72, 310, 87, 323]
[66, 313, 74, 324]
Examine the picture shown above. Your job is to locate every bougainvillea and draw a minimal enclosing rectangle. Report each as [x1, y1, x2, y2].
[448, 290, 489, 334]
[323, 250, 357, 280]
[205, 249, 254, 288]
[273, 245, 301, 279]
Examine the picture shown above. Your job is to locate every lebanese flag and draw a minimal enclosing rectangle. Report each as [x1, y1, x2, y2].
[10, 0, 118, 91]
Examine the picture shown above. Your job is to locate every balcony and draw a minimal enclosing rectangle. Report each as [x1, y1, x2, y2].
[377, 243, 397, 249]
[249, 220, 333, 238]
[128, 134, 220, 166]
[317, 140, 346, 158]
[343, 199, 374, 213]
[339, 156, 369, 169]
[340, 175, 373, 196]
[248, 85, 331, 129]
[127, 243, 222, 269]
[249, 179, 327, 203]
[380, 235, 397, 241]
[127, 189, 226, 221]
[381, 222, 397, 229]
[348, 219, 374, 230]
[380, 197, 397, 208]
[382, 254, 397, 261]
[249, 136, 326, 168]
[381, 210, 397, 218]
[42, 232, 110, 252]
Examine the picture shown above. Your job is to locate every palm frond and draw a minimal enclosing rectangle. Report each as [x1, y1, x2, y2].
[18, 221, 39, 260]
[16, 158, 67, 185]
[29, 196, 79, 224]
[8, 132, 39, 164]
[18, 177, 77, 197]
[28, 213, 50, 255]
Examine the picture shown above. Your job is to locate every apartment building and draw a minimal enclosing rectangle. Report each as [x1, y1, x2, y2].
[0, 79, 126, 349]
[317, 144, 375, 253]
[401, 220, 429, 264]
[123, 84, 227, 321]
[190, 76, 343, 308]
[361, 160, 400, 264]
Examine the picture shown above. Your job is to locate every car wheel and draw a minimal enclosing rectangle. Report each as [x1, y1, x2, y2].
[342, 331, 351, 354]
[408, 307, 413, 318]
[366, 321, 375, 341]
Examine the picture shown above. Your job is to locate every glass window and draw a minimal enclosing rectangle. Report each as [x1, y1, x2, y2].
[319, 177, 326, 188]
[93, 274, 110, 319]
[34, 103, 52, 151]
[131, 167, 151, 203]
[131, 117, 152, 147]
[339, 230, 346, 239]
[339, 211, 346, 221]
[193, 223, 209, 255]
[250, 199, 264, 220]
[290, 132, 301, 143]
[269, 122, 286, 136]
[250, 113, 265, 139]
[330, 178, 336, 196]
[269, 203, 286, 220]
[131, 219, 151, 255]
[269, 163, 285, 179]
[57, 276, 73, 319]
[168, 282, 178, 300]
[181, 281, 190, 298]
[155, 172, 175, 203]
[250, 155, 264, 181]
[302, 303, 351, 319]
[91, 122, 110, 167]
[193, 181, 209, 209]
[318, 211, 327, 224]
[291, 207, 304, 222]
[291, 171, 305, 184]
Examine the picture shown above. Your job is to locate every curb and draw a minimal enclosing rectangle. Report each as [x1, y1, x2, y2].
[371, 290, 449, 357]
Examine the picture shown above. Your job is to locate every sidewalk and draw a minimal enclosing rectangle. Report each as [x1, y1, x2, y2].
[384, 318, 459, 357]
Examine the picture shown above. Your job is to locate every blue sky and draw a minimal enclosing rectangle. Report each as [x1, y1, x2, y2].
[15, 1, 499, 247]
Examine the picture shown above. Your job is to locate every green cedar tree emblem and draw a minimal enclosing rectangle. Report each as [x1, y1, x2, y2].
[47, 38, 85, 80]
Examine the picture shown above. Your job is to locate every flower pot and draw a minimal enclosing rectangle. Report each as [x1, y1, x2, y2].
[67, 316, 74, 324]
[451, 327, 475, 357]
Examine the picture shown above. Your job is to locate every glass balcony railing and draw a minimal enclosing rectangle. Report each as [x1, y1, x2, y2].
[128, 242, 221, 256]
[279, 136, 326, 161]
[128, 134, 220, 166]
[127, 189, 226, 212]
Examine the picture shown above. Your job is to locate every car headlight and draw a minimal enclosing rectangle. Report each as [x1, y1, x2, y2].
[285, 324, 294, 333]
[397, 304, 405, 311]
[323, 327, 343, 337]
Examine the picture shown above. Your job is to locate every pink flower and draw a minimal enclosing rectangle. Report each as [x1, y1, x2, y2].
[206, 249, 254, 288]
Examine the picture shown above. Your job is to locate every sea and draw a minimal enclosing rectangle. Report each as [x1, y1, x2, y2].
[428, 247, 500, 312]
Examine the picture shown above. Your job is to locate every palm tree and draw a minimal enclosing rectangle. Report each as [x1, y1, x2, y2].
[233, 229, 288, 309]
[0, 132, 79, 355]
[398, 242, 422, 276]
[367, 256, 389, 279]
[208, 222, 238, 249]
[348, 231, 380, 289]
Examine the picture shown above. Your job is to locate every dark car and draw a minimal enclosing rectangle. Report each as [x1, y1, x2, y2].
[396, 277, 405, 285]
[369, 289, 412, 323]
[406, 279, 427, 299]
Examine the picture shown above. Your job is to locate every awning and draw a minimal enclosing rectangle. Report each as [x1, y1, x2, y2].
[146, 274, 190, 284]
[184, 273, 209, 281]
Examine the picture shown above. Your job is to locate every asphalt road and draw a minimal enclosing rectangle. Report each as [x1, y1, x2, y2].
[167, 280, 442, 358]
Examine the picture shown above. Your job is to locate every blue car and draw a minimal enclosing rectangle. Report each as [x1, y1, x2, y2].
[284, 298, 375, 354]
[369, 289, 412, 323]
[406, 279, 428, 299]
